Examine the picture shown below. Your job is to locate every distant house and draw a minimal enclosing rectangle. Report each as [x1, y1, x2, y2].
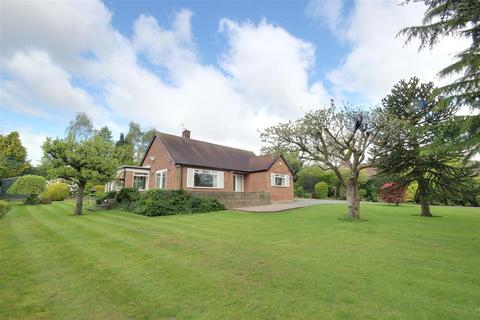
[106, 130, 294, 206]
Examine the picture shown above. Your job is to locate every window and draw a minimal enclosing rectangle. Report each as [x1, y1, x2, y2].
[156, 169, 167, 189]
[271, 173, 290, 187]
[133, 173, 148, 190]
[187, 168, 224, 188]
[233, 175, 244, 192]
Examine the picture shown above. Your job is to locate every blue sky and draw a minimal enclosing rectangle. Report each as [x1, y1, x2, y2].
[0, 0, 464, 164]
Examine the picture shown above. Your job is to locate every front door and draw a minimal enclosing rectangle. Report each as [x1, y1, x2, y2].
[233, 174, 244, 192]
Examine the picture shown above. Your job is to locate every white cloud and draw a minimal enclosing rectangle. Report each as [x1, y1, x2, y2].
[17, 129, 47, 165]
[317, 0, 469, 104]
[0, 0, 330, 159]
[306, 0, 345, 35]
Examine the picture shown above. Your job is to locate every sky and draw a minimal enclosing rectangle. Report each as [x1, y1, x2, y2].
[0, 0, 468, 165]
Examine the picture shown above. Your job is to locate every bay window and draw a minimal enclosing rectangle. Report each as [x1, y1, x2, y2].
[187, 168, 224, 188]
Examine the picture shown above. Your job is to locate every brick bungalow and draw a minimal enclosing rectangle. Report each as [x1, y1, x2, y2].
[106, 130, 294, 207]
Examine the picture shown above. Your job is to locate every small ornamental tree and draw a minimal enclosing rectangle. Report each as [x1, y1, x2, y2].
[380, 182, 406, 206]
[7, 175, 47, 204]
[314, 181, 329, 199]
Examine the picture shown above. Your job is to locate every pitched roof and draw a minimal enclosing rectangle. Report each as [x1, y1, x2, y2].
[145, 132, 291, 173]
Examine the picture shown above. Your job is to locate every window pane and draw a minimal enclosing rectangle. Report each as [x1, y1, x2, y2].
[134, 175, 147, 189]
[194, 171, 216, 187]
[161, 172, 166, 189]
[275, 175, 283, 186]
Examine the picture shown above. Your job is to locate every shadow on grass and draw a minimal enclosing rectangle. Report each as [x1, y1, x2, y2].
[409, 214, 443, 218]
[337, 216, 369, 222]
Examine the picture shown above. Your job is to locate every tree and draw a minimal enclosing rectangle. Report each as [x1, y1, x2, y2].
[262, 102, 384, 219]
[380, 182, 407, 206]
[314, 181, 329, 199]
[66, 112, 94, 142]
[261, 145, 304, 177]
[0, 132, 30, 179]
[372, 77, 477, 216]
[126, 122, 143, 163]
[97, 126, 113, 143]
[7, 175, 46, 204]
[400, 0, 480, 109]
[42, 123, 118, 215]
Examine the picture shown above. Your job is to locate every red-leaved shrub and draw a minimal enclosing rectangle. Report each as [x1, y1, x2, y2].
[380, 182, 406, 205]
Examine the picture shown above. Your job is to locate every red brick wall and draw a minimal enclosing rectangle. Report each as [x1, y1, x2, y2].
[265, 158, 294, 202]
[140, 137, 178, 189]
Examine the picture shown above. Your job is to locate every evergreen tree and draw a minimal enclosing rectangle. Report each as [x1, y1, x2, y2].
[400, 0, 480, 109]
[372, 77, 478, 217]
[0, 132, 30, 179]
[97, 126, 113, 143]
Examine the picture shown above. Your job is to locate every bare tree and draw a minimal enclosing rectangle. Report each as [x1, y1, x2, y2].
[261, 102, 384, 219]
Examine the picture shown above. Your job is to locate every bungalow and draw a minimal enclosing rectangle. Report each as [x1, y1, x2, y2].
[106, 130, 294, 206]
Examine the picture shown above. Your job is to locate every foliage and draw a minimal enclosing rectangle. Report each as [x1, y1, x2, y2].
[115, 188, 141, 210]
[42, 114, 118, 215]
[42, 182, 69, 201]
[96, 190, 117, 205]
[262, 101, 385, 219]
[405, 182, 418, 202]
[296, 166, 336, 194]
[7, 175, 46, 197]
[133, 189, 223, 216]
[261, 145, 304, 177]
[314, 182, 329, 199]
[380, 182, 407, 206]
[66, 112, 94, 142]
[0, 132, 30, 180]
[372, 77, 478, 216]
[359, 188, 367, 200]
[39, 195, 52, 204]
[400, 0, 480, 109]
[294, 185, 305, 198]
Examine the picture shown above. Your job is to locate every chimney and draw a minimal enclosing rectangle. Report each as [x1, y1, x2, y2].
[182, 129, 191, 139]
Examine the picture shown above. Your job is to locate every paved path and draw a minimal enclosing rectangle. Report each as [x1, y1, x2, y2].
[234, 198, 346, 212]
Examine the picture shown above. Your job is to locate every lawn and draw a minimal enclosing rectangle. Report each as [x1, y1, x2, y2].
[1, 202, 479, 319]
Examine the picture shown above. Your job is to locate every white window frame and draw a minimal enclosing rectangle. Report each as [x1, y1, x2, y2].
[271, 173, 290, 188]
[155, 169, 167, 189]
[233, 174, 244, 192]
[187, 168, 224, 189]
[133, 172, 149, 191]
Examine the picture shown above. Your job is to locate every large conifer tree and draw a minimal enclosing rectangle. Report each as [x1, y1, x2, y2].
[372, 77, 477, 217]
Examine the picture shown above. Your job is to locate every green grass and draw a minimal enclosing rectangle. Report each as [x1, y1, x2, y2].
[1, 202, 479, 319]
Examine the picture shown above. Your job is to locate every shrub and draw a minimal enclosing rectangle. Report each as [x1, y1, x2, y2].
[359, 188, 367, 200]
[192, 197, 224, 213]
[96, 190, 116, 205]
[380, 182, 406, 205]
[39, 196, 52, 204]
[94, 185, 105, 193]
[314, 181, 329, 199]
[134, 189, 224, 216]
[116, 188, 141, 204]
[8, 175, 47, 205]
[295, 185, 305, 198]
[42, 182, 69, 201]
[405, 182, 418, 202]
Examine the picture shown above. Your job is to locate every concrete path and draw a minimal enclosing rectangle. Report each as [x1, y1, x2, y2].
[234, 198, 346, 212]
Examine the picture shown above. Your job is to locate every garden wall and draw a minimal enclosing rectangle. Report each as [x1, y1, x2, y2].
[188, 191, 271, 209]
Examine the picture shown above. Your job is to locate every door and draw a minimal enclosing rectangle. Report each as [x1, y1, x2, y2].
[233, 175, 244, 192]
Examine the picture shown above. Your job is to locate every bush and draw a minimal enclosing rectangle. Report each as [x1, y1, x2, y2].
[380, 182, 406, 205]
[96, 190, 116, 205]
[43, 182, 69, 201]
[94, 185, 105, 193]
[8, 175, 47, 204]
[406, 182, 418, 202]
[314, 181, 329, 199]
[39, 196, 52, 204]
[295, 185, 305, 198]
[116, 188, 141, 204]
[359, 188, 367, 200]
[134, 189, 224, 216]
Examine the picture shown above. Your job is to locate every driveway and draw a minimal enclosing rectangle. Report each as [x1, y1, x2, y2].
[234, 198, 346, 213]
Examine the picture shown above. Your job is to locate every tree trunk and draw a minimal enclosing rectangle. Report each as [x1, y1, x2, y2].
[345, 180, 360, 219]
[75, 183, 85, 216]
[417, 178, 432, 217]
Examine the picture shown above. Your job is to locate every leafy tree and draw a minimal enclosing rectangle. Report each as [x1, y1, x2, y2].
[0, 132, 30, 179]
[66, 113, 94, 142]
[7, 175, 46, 204]
[116, 133, 128, 146]
[380, 182, 407, 206]
[314, 181, 329, 199]
[42, 120, 118, 215]
[126, 122, 143, 162]
[262, 102, 384, 219]
[372, 77, 478, 216]
[97, 126, 113, 143]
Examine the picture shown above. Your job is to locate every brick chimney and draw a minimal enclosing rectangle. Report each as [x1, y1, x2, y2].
[182, 129, 191, 139]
